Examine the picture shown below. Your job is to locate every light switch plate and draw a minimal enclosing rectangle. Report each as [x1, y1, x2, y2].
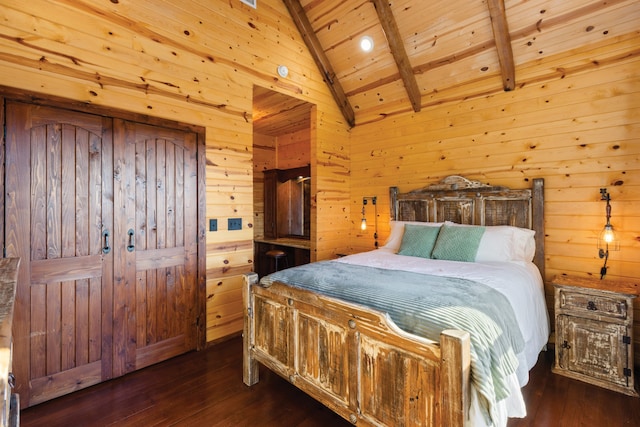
[228, 218, 242, 230]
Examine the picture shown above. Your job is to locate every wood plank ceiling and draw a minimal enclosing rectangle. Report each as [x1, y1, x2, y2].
[252, 0, 637, 131]
[253, 86, 312, 136]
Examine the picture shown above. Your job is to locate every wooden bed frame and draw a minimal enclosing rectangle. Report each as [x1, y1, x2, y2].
[244, 176, 545, 426]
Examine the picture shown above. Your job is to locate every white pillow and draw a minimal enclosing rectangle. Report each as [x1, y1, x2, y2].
[442, 221, 536, 262]
[513, 226, 537, 262]
[382, 221, 443, 253]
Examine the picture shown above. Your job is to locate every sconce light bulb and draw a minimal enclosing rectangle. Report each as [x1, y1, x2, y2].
[361, 218, 367, 231]
[603, 231, 614, 243]
[602, 225, 615, 243]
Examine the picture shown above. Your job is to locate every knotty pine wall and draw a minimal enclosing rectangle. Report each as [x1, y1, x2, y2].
[0, 0, 351, 344]
[350, 36, 640, 364]
[276, 127, 312, 170]
[1, 0, 638, 362]
[253, 133, 278, 240]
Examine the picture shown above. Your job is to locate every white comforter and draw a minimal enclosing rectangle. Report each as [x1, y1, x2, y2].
[336, 249, 550, 427]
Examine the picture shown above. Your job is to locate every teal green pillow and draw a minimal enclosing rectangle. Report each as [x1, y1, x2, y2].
[431, 224, 485, 262]
[397, 224, 442, 258]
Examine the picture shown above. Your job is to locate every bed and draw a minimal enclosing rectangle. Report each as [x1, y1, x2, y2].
[243, 175, 549, 427]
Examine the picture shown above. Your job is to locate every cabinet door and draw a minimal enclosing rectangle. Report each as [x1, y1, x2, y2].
[556, 314, 629, 387]
[277, 179, 305, 237]
[5, 102, 114, 406]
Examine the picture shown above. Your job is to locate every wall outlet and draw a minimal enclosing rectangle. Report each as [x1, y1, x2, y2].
[228, 218, 242, 230]
[209, 219, 217, 232]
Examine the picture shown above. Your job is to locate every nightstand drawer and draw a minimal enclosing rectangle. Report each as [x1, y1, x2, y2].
[557, 288, 628, 320]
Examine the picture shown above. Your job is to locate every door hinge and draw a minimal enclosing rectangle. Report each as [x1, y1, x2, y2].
[623, 367, 632, 377]
[622, 335, 631, 345]
[247, 307, 253, 318]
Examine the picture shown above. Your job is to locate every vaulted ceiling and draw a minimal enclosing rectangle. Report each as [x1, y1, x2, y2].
[254, 0, 637, 132]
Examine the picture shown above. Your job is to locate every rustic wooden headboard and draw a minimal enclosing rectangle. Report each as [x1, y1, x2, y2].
[390, 175, 545, 279]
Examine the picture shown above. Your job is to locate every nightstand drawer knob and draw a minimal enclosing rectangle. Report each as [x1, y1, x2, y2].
[561, 340, 571, 349]
[586, 301, 597, 311]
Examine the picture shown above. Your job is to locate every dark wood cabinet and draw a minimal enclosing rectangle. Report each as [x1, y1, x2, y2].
[258, 166, 311, 277]
[263, 166, 310, 239]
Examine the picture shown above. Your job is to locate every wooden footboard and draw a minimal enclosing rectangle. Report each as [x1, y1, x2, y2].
[243, 273, 471, 426]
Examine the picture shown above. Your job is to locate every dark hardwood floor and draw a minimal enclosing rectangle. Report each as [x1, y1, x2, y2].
[20, 337, 640, 427]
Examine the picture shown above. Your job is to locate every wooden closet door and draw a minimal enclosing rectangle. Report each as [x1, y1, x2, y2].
[112, 120, 198, 376]
[5, 102, 114, 407]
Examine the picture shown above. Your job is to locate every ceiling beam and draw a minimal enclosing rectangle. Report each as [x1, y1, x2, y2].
[370, 0, 421, 112]
[282, 0, 356, 127]
[486, 0, 516, 91]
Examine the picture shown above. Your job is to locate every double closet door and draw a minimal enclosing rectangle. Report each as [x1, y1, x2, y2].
[5, 101, 199, 407]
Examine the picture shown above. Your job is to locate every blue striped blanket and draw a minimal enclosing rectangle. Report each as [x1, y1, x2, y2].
[260, 260, 524, 425]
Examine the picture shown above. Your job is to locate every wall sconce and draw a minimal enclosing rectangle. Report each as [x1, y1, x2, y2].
[598, 188, 620, 279]
[361, 196, 378, 248]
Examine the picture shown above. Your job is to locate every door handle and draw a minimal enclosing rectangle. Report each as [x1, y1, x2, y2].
[102, 229, 111, 254]
[127, 229, 135, 252]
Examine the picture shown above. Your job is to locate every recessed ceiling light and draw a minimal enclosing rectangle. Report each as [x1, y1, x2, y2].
[360, 36, 374, 52]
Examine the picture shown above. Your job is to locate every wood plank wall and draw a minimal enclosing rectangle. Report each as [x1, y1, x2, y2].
[0, 0, 351, 344]
[349, 36, 640, 365]
[253, 133, 278, 241]
[1, 0, 638, 366]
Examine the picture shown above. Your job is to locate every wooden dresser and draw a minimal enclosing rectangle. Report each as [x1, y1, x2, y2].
[552, 275, 638, 396]
[0, 258, 19, 426]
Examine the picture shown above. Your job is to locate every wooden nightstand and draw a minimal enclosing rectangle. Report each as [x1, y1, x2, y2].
[552, 275, 638, 396]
